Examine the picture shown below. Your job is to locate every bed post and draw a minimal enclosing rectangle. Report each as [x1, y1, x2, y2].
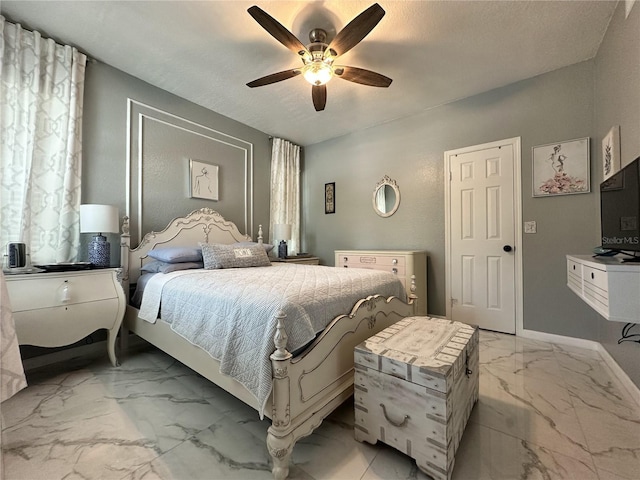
[408, 274, 418, 315]
[257, 224, 263, 245]
[119, 216, 131, 353]
[120, 216, 131, 303]
[267, 310, 294, 480]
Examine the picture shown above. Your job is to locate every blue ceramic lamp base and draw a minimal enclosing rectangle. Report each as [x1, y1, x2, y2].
[278, 240, 288, 259]
[88, 234, 110, 267]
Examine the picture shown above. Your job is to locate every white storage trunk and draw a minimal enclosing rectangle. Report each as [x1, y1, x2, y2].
[354, 316, 479, 480]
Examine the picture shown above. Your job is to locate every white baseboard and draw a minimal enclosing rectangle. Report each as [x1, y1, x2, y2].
[519, 328, 600, 350]
[596, 343, 640, 409]
[520, 328, 640, 408]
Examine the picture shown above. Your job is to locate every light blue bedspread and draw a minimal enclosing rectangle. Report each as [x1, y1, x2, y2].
[138, 264, 406, 417]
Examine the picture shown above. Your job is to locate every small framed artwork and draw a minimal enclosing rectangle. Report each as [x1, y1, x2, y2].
[325, 182, 335, 214]
[602, 126, 620, 181]
[189, 159, 219, 201]
[532, 137, 590, 197]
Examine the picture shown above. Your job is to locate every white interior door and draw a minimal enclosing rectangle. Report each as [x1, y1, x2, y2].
[446, 138, 521, 334]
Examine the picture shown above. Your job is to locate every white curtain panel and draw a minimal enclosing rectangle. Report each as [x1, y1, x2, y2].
[269, 138, 301, 254]
[0, 16, 86, 264]
[0, 271, 27, 403]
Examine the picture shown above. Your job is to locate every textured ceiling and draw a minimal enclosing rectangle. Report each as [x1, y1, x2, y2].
[1, 1, 617, 146]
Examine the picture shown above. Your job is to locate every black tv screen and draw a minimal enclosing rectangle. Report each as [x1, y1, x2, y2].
[600, 156, 640, 252]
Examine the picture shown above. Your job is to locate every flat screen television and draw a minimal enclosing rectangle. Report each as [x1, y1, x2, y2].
[600, 156, 640, 261]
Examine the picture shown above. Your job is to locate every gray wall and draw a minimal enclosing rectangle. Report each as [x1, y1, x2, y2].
[303, 1, 639, 386]
[22, 60, 272, 360]
[304, 61, 598, 328]
[82, 61, 272, 264]
[594, 3, 640, 386]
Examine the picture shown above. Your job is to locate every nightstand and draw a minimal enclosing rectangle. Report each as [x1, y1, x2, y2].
[272, 256, 320, 265]
[4, 268, 126, 366]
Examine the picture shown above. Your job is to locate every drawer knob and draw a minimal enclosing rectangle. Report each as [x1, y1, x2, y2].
[591, 272, 595, 279]
[380, 403, 410, 428]
[392, 268, 398, 274]
[392, 258, 398, 265]
[343, 257, 348, 262]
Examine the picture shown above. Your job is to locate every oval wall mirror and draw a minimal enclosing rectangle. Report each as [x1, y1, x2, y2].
[372, 175, 400, 217]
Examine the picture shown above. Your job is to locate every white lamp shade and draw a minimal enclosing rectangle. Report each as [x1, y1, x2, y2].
[80, 204, 119, 234]
[273, 224, 292, 241]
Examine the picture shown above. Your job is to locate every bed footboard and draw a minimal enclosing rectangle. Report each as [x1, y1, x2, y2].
[267, 292, 416, 479]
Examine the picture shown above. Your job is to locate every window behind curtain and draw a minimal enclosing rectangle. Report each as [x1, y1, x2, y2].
[0, 16, 86, 264]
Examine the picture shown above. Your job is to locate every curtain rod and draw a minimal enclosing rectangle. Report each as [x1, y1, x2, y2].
[3, 15, 97, 64]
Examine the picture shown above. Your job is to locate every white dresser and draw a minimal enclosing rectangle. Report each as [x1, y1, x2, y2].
[5, 268, 126, 366]
[335, 249, 427, 315]
[566, 255, 640, 322]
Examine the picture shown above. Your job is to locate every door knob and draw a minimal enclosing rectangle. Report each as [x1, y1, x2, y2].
[503, 245, 513, 252]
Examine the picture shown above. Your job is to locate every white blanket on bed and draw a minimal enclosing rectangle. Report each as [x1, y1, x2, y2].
[138, 264, 406, 417]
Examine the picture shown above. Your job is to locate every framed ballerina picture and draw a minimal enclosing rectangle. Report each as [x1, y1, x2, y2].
[532, 138, 590, 197]
[602, 126, 621, 181]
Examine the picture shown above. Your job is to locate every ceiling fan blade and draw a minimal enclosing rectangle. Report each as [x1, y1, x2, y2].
[248, 6, 310, 59]
[327, 3, 385, 57]
[247, 69, 301, 88]
[312, 85, 327, 111]
[334, 66, 392, 87]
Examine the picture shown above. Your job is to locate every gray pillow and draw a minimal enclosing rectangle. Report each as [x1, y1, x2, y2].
[147, 246, 202, 263]
[200, 242, 272, 269]
[141, 260, 204, 274]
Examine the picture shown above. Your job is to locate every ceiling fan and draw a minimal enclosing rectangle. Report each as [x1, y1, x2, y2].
[247, 3, 392, 111]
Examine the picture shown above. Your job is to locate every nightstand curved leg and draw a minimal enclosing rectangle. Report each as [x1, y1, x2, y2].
[107, 329, 120, 367]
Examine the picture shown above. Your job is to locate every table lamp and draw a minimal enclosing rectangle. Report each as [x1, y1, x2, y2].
[80, 204, 119, 267]
[273, 223, 292, 259]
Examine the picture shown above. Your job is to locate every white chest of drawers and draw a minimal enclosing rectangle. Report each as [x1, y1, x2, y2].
[5, 268, 126, 366]
[335, 249, 427, 315]
[566, 255, 640, 322]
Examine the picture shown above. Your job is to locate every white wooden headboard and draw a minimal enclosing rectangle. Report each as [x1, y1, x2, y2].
[120, 208, 261, 287]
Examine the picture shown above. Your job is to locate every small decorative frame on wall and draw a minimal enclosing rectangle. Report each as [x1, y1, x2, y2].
[189, 159, 219, 201]
[532, 137, 590, 197]
[602, 125, 621, 181]
[325, 182, 335, 214]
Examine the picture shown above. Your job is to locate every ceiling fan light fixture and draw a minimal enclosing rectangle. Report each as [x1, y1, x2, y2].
[247, 4, 391, 109]
[302, 61, 333, 86]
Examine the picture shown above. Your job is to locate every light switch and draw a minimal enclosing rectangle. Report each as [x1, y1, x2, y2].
[524, 221, 537, 234]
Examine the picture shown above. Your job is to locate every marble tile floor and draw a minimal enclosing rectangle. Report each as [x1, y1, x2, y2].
[1, 330, 639, 480]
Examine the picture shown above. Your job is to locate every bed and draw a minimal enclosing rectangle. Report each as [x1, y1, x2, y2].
[120, 208, 416, 479]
